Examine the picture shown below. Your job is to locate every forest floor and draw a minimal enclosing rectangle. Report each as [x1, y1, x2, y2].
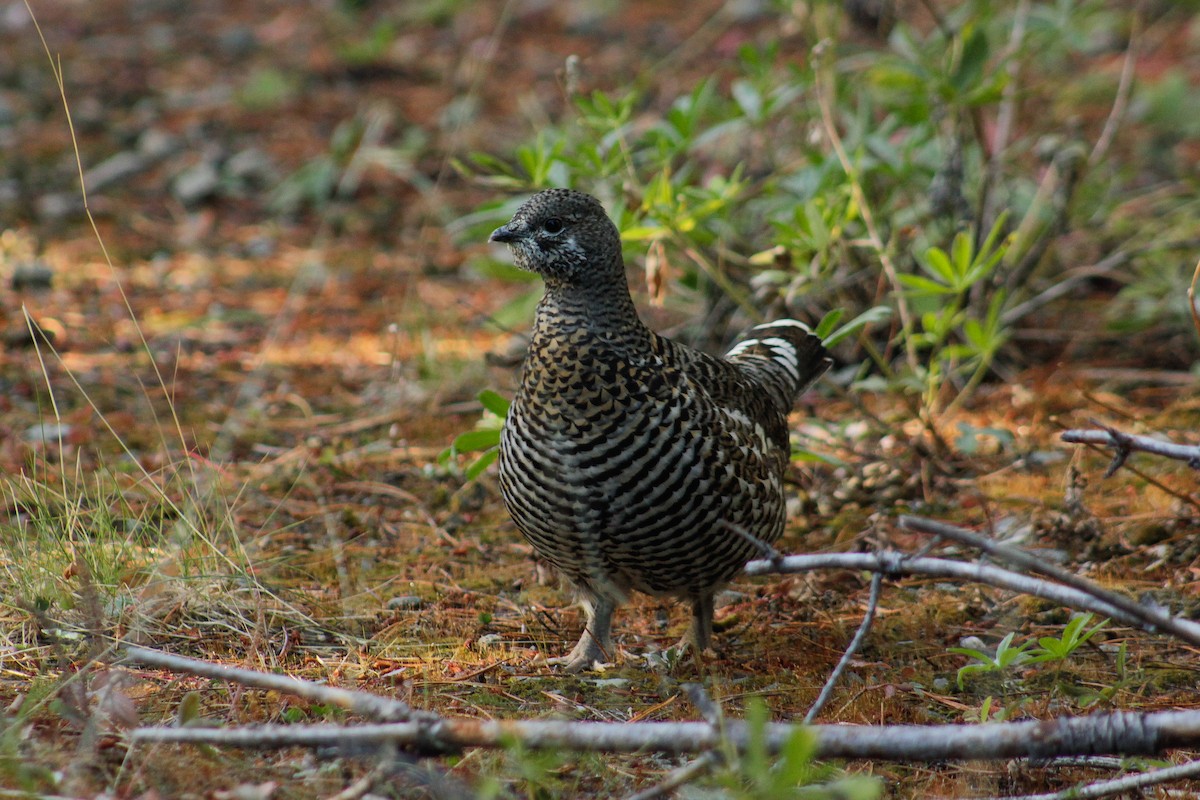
[1, 1, 1199, 798]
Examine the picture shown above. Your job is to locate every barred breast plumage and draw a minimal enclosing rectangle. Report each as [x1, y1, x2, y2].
[490, 189, 831, 672]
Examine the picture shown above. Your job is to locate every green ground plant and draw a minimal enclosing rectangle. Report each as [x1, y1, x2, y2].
[272, 107, 430, 220]
[705, 698, 882, 800]
[439, 388, 510, 479]
[950, 613, 1111, 690]
[454, 0, 1197, 422]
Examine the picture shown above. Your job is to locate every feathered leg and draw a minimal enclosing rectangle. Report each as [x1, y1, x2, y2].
[549, 592, 615, 672]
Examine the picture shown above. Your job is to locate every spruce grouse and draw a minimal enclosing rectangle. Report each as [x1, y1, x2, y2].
[490, 189, 831, 672]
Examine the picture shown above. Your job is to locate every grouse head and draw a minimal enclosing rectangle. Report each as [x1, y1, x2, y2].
[489, 189, 623, 288]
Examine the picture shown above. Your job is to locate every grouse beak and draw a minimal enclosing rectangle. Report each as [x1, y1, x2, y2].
[489, 224, 520, 244]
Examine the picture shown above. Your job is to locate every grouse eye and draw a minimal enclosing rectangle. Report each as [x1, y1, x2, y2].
[542, 217, 564, 234]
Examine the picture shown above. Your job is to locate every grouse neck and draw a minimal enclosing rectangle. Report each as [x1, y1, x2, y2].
[536, 271, 652, 343]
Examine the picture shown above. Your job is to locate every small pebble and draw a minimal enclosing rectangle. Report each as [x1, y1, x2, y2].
[172, 161, 221, 206]
[11, 261, 53, 291]
[24, 423, 71, 444]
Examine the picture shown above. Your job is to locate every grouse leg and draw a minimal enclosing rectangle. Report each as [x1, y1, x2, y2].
[668, 593, 716, 662]
[549, 593, 615, 672]
[690, 593, 715, 652]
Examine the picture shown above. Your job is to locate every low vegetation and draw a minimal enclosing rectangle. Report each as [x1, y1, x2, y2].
[0, 0, 1198, 797]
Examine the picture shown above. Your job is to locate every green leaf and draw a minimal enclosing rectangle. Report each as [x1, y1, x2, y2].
[451, 429, 502, 453]
[824, 775, 885, 799]
[731, 78, 764, 122]
[477, 389, 511, 418]
[791, 448, 846, 467]
[993, 632, 1034, 667]
[869, 59, 930, 93]
[950, 231, 974, 276]
[491, 288, 542, 329]
[962, 318, 987, 349]
[979, 696, 994, 722]
[805, 204, 832, 249]
[620, 225, 669, 242]
[953, 27, 990, 92]
[823, 305, 893, 348]
[947, 646, 993, 664]
[465, 448, 499, 480]
[814, 308, 845, 340]
[772, 724, 817, 789]
[965, 72, 1009, 106]
[282, 706, 307, 723]
[742, 698, 770, 785]
[471, 257, 539, 284]
[921, 247, 957, 284]
[177, 691, 203, 727]
[898, 273, 957, 297]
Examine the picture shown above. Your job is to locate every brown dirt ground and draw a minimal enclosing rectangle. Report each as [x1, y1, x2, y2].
[1, 1, 1199, 798]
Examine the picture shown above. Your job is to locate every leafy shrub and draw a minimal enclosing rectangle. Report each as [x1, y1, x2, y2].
[458, 1, 1195, 418]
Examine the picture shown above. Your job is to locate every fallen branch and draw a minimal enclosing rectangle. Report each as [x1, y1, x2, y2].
[805, 571, 882, 723]
[1061, 427, 1200, 475]
[984, 757, 1200, 800]
[624, 753, 720, 800]
[896, 516, 1200, 649]
[623, 684, 724, 800]
[743, 551, 1190, 645]
[130, 708, 1200, 761]
[124, 647, 428, 723]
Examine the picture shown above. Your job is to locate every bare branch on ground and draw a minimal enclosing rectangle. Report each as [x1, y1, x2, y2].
[124, 647, 427, 723]
[744, 550, 1196, 647]
[897, 515, 1200, 649]
[623, 754, 721, 800]
[129, 707, 1200, 761]
[981, 757, 1200, 800]
[804, 571, 882, 723]
[1061, 426, 1200, 475]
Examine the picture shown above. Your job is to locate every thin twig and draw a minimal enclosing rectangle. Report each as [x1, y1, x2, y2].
[1059, 421, 1200, 514]
[896, 516, 1200, 649]
[722, 521, 784, 567]
[979, 0, 1031, 235]
[982, 757, 1200, 800]
[324, 760, 390, 800]
[123, 647, 426, 723]
[1190, 256, 1200, 343]
[621, 683, 727, 799]
[624, 754, 721, 800]
[1000, 252, 1130, 326]
[1061, 426, 1200, 474]
[1087, 6, 1140, 169]
[1003, 144, 1087, 295]
[811, 40, 920, 375]
[681, 683, 722, 727]
[745, 549, 1200, 648]
[805, 571, 882, 724]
